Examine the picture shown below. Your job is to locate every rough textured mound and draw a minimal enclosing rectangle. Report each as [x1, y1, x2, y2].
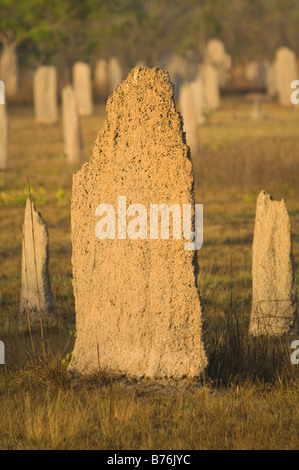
[70, 66, 207, 378]
[20, 198, 55, 319]
[250, 191, 298, 336]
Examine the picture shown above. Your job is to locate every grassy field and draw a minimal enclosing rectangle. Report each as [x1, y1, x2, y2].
[0, 96, 298, 450]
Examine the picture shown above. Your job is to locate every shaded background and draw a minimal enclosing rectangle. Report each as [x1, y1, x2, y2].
[1, 0, 299, 90]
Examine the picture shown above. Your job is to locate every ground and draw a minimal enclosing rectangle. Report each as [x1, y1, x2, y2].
[0, 96, 298, 449]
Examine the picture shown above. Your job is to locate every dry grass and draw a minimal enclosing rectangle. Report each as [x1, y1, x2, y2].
[0, 96, 298, 449]
[1, 358, 299, 450]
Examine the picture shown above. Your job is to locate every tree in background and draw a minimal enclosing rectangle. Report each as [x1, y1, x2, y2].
[1, 0, 299, 87]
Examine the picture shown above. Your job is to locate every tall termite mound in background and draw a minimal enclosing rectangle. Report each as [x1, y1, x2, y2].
[250, 191, 298, 336]
[20, 198, 55, 321]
